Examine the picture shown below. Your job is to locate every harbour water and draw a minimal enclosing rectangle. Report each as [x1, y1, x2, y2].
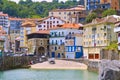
[0, 69, 98, 80]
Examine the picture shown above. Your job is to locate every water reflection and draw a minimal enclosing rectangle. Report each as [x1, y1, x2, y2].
[0, 69, 98, 80]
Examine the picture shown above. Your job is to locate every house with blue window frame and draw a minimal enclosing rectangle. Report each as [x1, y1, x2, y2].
[84, 0, 110, 10]
[65, 34, 83, 59]
[49, 23, 83, 59]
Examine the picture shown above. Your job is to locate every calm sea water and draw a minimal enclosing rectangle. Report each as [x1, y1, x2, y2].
[0, 69, 98, 80]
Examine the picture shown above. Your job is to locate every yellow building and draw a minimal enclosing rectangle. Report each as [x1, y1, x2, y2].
[83, 15, 118, 60]
[20, 20, 36, 52]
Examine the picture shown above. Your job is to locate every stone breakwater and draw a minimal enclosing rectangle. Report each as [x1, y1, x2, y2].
[88, 61, 100, 73]
[99, 60, 120, 80]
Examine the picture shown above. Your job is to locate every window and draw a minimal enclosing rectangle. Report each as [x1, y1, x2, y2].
[69, 47, 71, 52]
[56, 40, 57, 44]
[69, 32, 71, 35]
[55, 46, 57, 50]
[77, 47, 81, 51]
[97, 40, 99, 44]
[97, 34, 99, 38]
[62, 32, 64, 35]
[52, 40, 54, 45]
[39, 29, 42, 31]
[58, 46, 60, 49]
[52, 46, 54, 50]
[57, 21, 59, 23]
[72, 47, 74, 52]
[59, 12, 61, 14]
[51, 12, 53, 15]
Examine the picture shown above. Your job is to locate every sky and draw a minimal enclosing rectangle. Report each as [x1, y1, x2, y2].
[10, 0, 68, 3]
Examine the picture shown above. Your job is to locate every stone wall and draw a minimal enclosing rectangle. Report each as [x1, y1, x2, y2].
[0, 56, 36, 70]
[99, 60, 120, 80]
[87, 61, 100, 73]
[100, 49, 119, 60]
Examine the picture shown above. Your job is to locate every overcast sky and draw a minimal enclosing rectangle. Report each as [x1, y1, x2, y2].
[10, 0, 68, 3]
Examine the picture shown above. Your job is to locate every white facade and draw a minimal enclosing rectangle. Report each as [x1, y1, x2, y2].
[0, 12, 9, 34]
[49, 5, 86, 23]
[49, 25, 83, 58]
[50, 28, 83, 45]
[114, 24, 120, 50]
[36, 16, 65, 31]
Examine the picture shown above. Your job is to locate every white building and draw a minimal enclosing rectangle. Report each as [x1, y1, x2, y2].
[0, 12, 9, 34]
[36, 16, 65, 31]
[114, 21, 120, 50]
[49, 5, 86, 23]
[49, 23, 83, 58]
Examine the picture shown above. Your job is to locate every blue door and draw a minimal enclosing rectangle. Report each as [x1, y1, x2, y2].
[75, 52, 83, 58]
[58, 53, 60, 58]
[51, 52, 55, 58]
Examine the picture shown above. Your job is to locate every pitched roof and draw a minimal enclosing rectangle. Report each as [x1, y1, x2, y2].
[50, 23, 81, 30]
[9, 17, 22, 21]
[0, 12, 8, 16]
[21, 21, 36, 27]
[84, 15, 120, 27]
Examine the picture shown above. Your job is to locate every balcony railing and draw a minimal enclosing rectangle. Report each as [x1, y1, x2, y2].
[114, 27, 120, 33]
[49, 42, 65, 45]
[50, 35, 65, 38]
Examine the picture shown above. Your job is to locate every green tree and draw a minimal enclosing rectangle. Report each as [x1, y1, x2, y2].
[106, 41, 118, 50]
[2, 1, 19, 17]
[86, 12, 97, 23]
[102, 9, 117, 17]
[0, 0, 80, 18]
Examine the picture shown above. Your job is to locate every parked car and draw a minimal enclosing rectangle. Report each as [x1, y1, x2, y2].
[48, 58, 55, 64]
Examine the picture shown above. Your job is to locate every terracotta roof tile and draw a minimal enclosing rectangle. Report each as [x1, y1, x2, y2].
[50, 23, 81, 30]
[84, 15, 120, 26]
[21, 21, 36, 27]
[0, 12, 8, 16]
[9, 17, 22, 21]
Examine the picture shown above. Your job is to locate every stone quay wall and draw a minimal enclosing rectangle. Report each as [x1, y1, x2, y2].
[59, 58, 99, 72]
[87, 61, 100, 73]
[0, 56, 36, 70]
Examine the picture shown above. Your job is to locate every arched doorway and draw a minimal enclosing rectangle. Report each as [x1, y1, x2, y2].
[38, 46, 45, 57]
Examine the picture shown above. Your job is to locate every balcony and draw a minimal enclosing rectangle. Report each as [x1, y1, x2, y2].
[49, 42, 65, 45]
[50, 35, 65, 38]
[114, 27, 120, 33]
